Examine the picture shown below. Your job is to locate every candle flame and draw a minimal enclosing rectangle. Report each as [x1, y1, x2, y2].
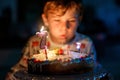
[76, 42, 81, 50]
[40, 26, 44, 32]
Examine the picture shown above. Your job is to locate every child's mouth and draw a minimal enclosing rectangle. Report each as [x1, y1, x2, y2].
[60, 35, 67, 39]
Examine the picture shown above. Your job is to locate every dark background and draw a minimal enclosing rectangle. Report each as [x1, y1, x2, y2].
[0, 0, 120, 80]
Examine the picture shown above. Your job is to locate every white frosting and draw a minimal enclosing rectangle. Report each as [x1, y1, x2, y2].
[47, 50, 57, 60]
[33, 53, 46, 61]
[32, 49, 87, 61]
[70, 51, 87, 59]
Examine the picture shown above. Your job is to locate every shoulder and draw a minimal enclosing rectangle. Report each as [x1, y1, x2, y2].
[28, 35, 41, 42]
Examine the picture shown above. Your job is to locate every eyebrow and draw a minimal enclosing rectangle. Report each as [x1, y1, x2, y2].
[50, 14, 77, 17]
[49, 13, 63, 17]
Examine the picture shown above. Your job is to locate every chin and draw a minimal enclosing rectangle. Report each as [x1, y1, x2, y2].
[58, 40, 69, 44]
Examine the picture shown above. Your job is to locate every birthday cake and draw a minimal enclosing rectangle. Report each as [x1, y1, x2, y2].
[28, 48, 95, 75]
[27, 26, 95, 75]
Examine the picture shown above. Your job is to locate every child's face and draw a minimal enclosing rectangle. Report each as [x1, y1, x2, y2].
[42, 9, 80, 44]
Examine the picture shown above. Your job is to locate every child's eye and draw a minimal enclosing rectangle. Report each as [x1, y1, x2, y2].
[69, 20, 76, 22]
[54, 19, 60, 22]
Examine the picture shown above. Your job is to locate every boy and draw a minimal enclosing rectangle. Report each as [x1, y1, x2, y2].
[6, 0, 97, 79]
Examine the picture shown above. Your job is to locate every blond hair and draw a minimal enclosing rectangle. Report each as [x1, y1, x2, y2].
[43, 0, 83, 17]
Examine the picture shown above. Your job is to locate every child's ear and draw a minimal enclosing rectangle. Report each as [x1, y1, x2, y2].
[42, 14, 49, 26]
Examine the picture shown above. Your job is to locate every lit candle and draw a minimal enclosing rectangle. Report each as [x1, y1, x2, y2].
[38, 26, 48, 60]
[36, 26, 47, 36]
[44, 46, 48, 60]
[76, 42, 81, 52]
[38, 26, 47, 49]
[67, 45, 70, 55]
